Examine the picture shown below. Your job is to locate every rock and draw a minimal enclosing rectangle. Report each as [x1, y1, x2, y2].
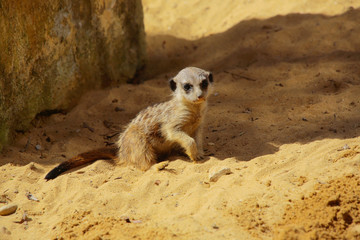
[115, 107, 125, 112]
[0, 204, 18, 216]
[209, 166, 232, 182]
[0, 0, 145, 150]
[212, 224, 219, 229]
[156, 161, 169, 171]
[342, 144, 350, 150]
[26, 192, 40, 202]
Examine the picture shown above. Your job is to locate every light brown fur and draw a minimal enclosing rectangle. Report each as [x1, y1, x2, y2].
[45, 67, 213, 180]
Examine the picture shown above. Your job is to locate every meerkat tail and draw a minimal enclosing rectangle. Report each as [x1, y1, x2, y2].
[44, 147, 118, 180]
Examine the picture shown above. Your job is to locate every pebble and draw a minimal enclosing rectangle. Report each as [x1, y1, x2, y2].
[156, 161, 169, 171]
[35, 144, 42, 150]
[201, 181, 210, 188]
[337, 144, 351, 151]
[26, 192, 40, 202]
[212, 224, 219, 229]
[0, 204, 18, 216]
[342, 144, 350, 150]
[115, 107, 125, 112]
[209, 166, 232, 182]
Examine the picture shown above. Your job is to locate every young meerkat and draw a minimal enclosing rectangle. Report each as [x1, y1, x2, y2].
[45, 67, 213, 180]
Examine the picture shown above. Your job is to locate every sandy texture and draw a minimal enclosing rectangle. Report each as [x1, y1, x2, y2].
[1, 1, 360, 239]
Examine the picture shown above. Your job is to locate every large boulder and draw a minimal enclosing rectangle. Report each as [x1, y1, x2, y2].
[0, 0, 146, 149]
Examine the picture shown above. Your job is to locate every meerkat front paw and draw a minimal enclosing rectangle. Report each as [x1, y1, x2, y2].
[194, 144, 206, 162]
[186, 140, 200, 163]
[198, 148, 204, 158]
[196, 148, 204, 161]
[195, 153, 204, 162]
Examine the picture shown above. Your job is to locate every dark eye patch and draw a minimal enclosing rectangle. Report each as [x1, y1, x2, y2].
[169, 79, 177, 91]
[208, 73, 213, 83]
[183, 83, 193, 92]
[200, 79, 208, 89]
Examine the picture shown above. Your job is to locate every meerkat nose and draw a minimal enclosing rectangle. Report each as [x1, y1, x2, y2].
[197, 95, 205, 102]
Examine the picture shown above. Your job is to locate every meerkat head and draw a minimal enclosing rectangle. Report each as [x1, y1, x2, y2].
[169, 67, 213, 104]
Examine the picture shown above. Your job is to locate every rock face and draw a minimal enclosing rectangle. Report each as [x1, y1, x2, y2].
[0, 0, 146, 149]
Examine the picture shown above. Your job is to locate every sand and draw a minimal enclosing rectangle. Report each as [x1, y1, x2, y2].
[1, 1, 360, 239]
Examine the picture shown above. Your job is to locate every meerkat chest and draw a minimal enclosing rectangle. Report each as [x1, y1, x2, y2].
[181, 109, 204, 137]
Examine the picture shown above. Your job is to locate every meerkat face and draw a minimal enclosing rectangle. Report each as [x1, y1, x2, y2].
[169, 67, 213, 104]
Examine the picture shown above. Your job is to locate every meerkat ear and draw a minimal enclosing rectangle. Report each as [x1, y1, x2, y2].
[169, 79, 177, 91]
[208, 72, 213, 83]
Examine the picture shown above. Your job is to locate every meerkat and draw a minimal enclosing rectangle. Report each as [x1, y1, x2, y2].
[45, 67, 213, 180]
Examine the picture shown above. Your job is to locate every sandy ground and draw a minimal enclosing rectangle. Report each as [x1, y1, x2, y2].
[1, 1, 360, 239]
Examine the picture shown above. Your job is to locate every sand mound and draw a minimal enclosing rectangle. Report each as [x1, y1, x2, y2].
[1, 1, 360, 239]
[275, 174, 360, 239]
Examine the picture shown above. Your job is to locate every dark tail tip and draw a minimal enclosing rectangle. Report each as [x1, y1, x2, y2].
[44, 164, 69, 180]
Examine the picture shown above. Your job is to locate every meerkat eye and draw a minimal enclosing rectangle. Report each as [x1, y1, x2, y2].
[200, 79, 208, 89]
[183, 83, 192, 92]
